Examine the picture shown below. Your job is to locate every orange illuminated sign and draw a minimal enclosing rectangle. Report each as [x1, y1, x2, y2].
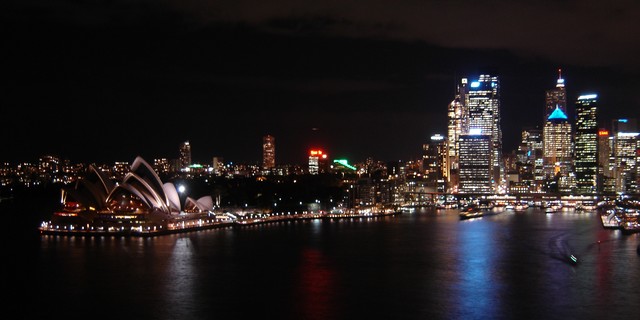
[310, 149, 325, 156]
[598, 130, 609, 136]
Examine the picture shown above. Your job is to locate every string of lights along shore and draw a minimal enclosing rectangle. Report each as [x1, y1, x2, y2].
[2, 69, 638, 198]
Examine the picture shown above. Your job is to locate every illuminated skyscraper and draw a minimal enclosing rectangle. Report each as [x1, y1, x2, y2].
[423, 134, 448, 193]
[466, 74, 502, 192]
[262, 135, 275, 170]
[308, 150, 328, 175]
[518, 127, 544, 191]
[179, 141, 191, 171]
[611, 119, 638, 193]
[458, 130, 493, 194]
[597, 129, 614, 193]
[545, 69, 567, 122]
[447, 78, 468, 192]
[543, 106, 573, 192]
[574, 94, 598, 194]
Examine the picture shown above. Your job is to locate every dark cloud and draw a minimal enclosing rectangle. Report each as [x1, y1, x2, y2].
[6, 0, 639, 70]
[2, 0, 639, 165]
[140, 0, 640, 70]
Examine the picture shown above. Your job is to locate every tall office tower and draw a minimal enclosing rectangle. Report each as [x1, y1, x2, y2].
[262, 135, 275, 170]
[543, 106, 573, 191]
[519, 127, 544, 191]
[458, 130, 493, 194]
[308, 149, 327, 175]
[574, 94, 599, 194]
[544, 69, 567, 122]
[423, 134, 448, 193]
[519, 127, 544, 164]
[611, 118, 638, 193]
[447, 78, 468, 191]
[597, 129, 614, 193]
[179, 141, 191, 170]
[466, 74, 502, 192]
[612, 121, 638, 193]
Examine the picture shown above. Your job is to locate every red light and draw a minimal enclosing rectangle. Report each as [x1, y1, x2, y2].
[310, 149, 324, 156]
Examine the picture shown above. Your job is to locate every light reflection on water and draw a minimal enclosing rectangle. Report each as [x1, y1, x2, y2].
[21, 208, 640, 319]
[453, 219, 500, 319]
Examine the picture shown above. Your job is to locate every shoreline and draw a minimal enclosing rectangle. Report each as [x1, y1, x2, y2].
[38, 210, 401, 238]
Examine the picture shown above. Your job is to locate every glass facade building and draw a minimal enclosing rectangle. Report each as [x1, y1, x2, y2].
[458, 133, 492, 194]
[574, 94, 598, 194]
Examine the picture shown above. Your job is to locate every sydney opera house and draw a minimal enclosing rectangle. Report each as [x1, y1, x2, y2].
[39, 157, 229, 236]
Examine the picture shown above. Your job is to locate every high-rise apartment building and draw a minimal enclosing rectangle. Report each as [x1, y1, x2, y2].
[179, 141, 191, 171]
[262, 135, 275, 170]
[574, 94, 598, 194]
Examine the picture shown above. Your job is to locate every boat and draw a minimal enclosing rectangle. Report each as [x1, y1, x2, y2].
[544, 203, 562, 214]
[459, 205, 495, 220]
[600, 210, 620, 229]
[514, 203, 528, 212]
[575, 203, 597, 212]
[569, 254, 578, 265]
[603, 202, 640, 234]
[620, 218, 640, 234]
[459, 207, 484, 220]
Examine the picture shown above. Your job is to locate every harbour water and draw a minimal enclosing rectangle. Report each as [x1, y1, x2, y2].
[5, 193, 640, 320]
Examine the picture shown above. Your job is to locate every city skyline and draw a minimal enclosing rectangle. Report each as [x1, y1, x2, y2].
[3, 1, 640, 165]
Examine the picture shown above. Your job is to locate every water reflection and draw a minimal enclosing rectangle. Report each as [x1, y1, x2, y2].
[165, 236, 196, 317]
[293, 248, 337, 320]
[28, 207, 640, 319]
[453, 219, 501, 318]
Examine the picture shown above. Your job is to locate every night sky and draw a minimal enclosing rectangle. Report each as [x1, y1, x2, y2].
[3, 0, 640, 166]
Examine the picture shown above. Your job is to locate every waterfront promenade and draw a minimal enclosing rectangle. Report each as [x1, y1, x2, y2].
[38, 206, 400, 237]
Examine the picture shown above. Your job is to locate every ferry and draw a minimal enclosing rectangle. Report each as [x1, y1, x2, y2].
[459, 207, 484, 220]
[459, 204, 496, 220]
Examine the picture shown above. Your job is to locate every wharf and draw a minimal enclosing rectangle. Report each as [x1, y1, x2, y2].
[39, 210, 400, 237]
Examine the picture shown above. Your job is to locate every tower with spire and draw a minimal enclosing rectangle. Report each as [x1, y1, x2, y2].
[544, 69, 567, 124]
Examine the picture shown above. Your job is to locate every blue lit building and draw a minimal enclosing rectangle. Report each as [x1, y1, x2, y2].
[545, 69, 567, 123]
[543, 106, 574, 192]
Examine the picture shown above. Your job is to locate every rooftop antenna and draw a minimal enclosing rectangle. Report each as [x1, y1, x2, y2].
[556, 68, 565, 88]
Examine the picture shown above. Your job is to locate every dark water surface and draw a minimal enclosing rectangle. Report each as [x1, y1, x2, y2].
[5, 196, 640, 320]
